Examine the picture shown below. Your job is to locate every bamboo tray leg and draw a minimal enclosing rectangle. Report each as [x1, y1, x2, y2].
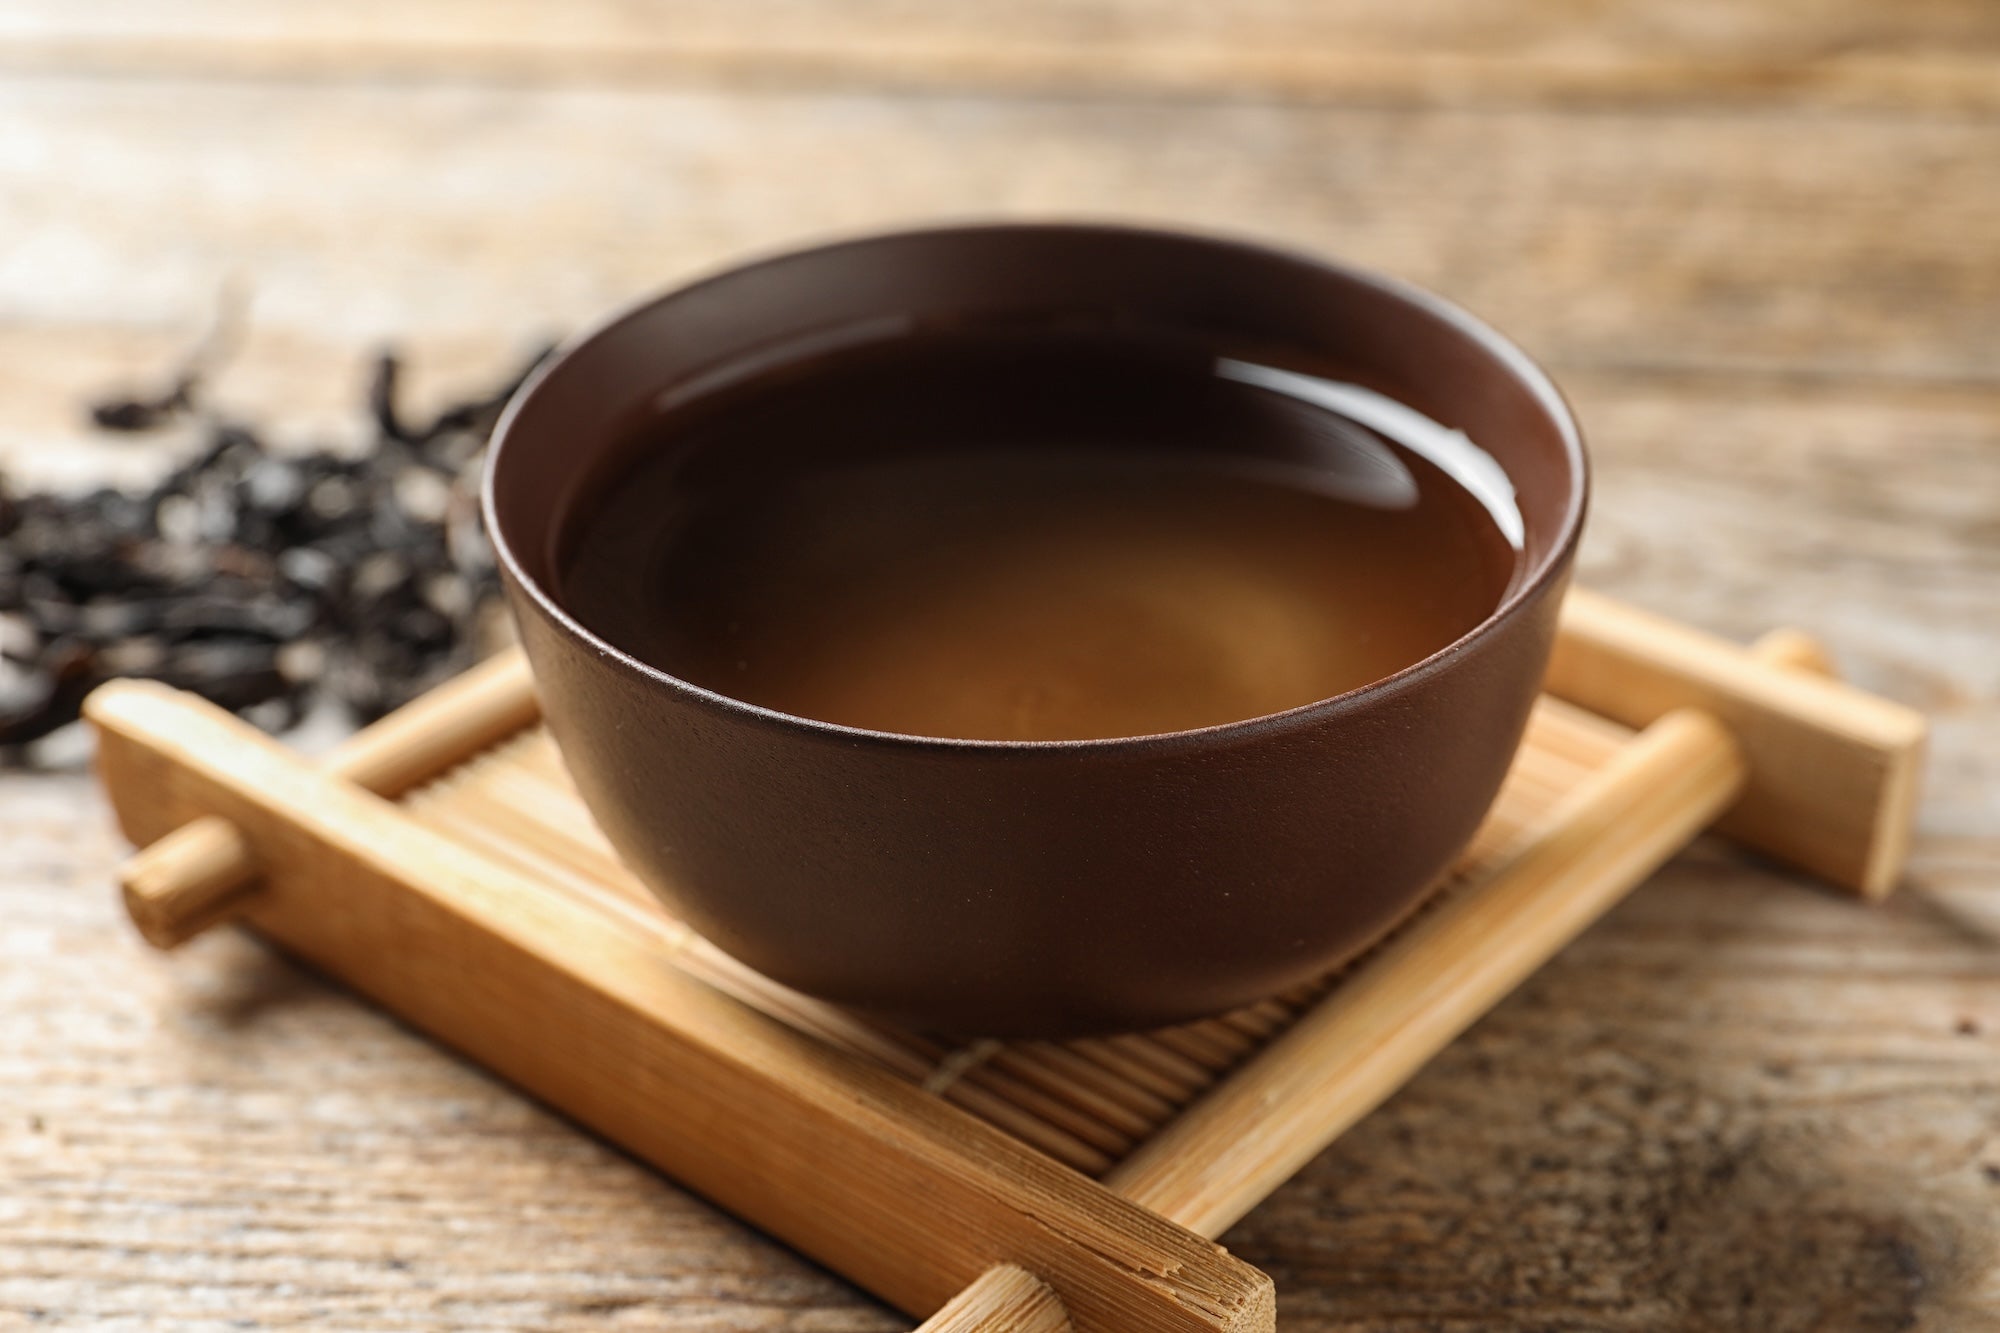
[89, 592, 1926, 1332]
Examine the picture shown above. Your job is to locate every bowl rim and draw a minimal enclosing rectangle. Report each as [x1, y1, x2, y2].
[484, 220, 1589, 754]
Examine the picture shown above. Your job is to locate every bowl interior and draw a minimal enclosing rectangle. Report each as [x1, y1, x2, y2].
[487, 224, 1587, 732]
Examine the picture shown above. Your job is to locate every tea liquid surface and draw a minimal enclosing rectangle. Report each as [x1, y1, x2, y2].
[557, 328, 1519, 741]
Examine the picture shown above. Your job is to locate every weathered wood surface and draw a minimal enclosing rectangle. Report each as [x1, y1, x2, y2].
[6, 1, 2000, 112]
[4, 4, 1999, 1328]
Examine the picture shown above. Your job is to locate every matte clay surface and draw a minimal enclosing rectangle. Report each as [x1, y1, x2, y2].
[491, 225, 1584, 1034]
[557, 328, 1516, 742]
[4, 5, 1998, 1327]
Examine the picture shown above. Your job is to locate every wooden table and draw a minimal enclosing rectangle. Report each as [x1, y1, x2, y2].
[5, 6, 1998, 1328]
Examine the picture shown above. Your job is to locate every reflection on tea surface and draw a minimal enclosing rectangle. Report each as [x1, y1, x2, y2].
[558, 327, 1519, 741]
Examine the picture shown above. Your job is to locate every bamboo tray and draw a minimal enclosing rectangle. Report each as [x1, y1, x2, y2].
[88, 588, 1925, 1333]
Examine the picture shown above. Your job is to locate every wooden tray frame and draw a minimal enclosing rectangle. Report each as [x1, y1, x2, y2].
[87, 590, 1925, 1332]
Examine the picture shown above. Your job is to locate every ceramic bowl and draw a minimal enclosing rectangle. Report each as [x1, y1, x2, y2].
[485, 224, 1587, 1035]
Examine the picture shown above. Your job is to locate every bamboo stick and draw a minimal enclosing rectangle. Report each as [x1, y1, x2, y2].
[1060, 1038, 1201, 1103]
[1550, 588, 1923, 896]
[919, 1266, 1075, 1333]
[1747, 627, 1837, 678]
[1008, 1042, 1179, 1124]
[114, 648, 538, 947]
[318, 651, 539, 794]
[979, 1049, 1157, 1141]
[118, 813, 255, 948]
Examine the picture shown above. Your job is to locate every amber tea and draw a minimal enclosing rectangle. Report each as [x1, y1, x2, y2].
[556, 327, 1521, 742]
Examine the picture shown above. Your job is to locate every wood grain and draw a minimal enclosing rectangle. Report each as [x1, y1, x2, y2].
[119, 650, 538, 947]
[3, 75, 1999, 404]
[1548, 589, 1925, 896]
[919, 1266, 1073, 1333]
[4, 3, 1999, 1328]
[6, 1, 2000, 112]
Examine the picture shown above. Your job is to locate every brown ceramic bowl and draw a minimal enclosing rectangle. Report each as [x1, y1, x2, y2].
[485, 224, 1587, 1036]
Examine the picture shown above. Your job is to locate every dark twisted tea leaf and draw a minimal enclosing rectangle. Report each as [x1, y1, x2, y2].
[368, 350, 415, 446]
[0, 342, 551, 760]
[87, 372, 199, 433]
[85, 289, 241, 437]
[0, 642, 100, 747]
[371, 344, 554, 453]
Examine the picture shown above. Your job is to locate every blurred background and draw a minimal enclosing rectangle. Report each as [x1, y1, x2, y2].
[5, 5, 1996, 625]
[9, 1, 1997, 801]
[5, 3, 1999, 1329]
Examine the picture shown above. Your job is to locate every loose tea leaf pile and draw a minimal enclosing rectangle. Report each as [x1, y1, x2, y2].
[0, 346, 549, 759]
